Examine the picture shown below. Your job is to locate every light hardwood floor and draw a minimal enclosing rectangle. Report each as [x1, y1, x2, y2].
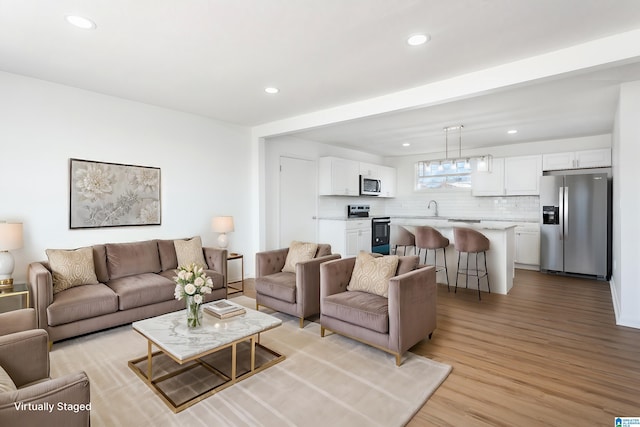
[243, 270, 640, 426]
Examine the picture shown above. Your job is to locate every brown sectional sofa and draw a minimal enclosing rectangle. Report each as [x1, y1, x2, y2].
[28, 238, 227, 343]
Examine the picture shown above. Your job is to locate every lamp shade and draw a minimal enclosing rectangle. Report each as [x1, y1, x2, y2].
[0, 222, 23, 251]
[211, 216, 234, 233]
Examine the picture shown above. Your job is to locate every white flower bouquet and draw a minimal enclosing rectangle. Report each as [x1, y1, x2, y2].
[174, 263, 213, 327]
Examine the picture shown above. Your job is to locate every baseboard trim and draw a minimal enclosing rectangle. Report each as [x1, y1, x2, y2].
[610, 278, 640, 329]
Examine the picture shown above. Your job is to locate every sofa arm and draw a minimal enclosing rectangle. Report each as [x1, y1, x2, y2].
[255, 248, 289, 278]
[320, 257, 357, 303]
[0, 371, 90, 427]
[203, 247, 228, 286]
[0, 329, 49, 388]
[387, 265, 437, 355]
[28, 262, 54, 330]
[296, 254, 342, 317]
[0, 309, 36, 337]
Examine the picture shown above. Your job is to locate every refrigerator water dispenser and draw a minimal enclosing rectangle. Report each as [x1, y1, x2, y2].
[542, 206, 559, 225]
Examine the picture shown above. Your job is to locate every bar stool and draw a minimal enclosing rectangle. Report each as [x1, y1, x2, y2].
[453, 227, 490, 300]
[414, 226, 450, 289]
[391, 225, 416, 255]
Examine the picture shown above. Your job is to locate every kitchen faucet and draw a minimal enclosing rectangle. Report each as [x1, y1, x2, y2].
[428, 200, 438, 217]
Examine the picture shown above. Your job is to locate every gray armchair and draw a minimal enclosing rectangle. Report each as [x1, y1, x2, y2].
[319, 255, 437, 366]
[255, 243, 341, 327]
[0, 310, 90, 426]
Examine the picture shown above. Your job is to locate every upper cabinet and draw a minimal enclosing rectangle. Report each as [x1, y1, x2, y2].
[472, 157, 505, 196]
[359, 162, 380, 178]
[378, 165, 396, 198]
[542, 148, 611, 171]
[319, 157, 397, 197]
[318, 157, 359, 196]
[472, 155, 542, 196]
[504, 155, 542, 195]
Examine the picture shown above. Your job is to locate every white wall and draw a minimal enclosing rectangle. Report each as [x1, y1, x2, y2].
[612, 81, 640, 328]
[263, 135, 384, 249]
[0, 71, 252, 286]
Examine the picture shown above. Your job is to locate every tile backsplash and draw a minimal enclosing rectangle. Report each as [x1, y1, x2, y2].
[319, 191, 539, 222]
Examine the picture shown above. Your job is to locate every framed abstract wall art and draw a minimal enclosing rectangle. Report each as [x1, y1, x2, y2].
[69, 158, 161, 229]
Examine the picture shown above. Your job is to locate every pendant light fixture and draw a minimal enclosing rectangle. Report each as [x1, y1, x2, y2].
[424, 125, 491, 173]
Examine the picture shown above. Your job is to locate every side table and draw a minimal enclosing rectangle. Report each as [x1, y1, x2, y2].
[0, 282, 30, 313]
[227, 252, 244, 296]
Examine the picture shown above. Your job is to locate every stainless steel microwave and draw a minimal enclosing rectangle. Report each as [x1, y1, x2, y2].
[360, 175, 381, 196]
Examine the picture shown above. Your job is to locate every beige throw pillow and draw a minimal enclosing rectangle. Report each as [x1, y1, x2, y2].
[347, 252, 399, 298]
[282, 241, 318, 273]
[174, 236, 207, 269]
[0, 365, 17, 393]
[46, 247, 99, 294]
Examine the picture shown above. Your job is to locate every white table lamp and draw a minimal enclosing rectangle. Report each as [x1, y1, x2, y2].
[212, 216, 234, 249]
[0, 222, 23, 289]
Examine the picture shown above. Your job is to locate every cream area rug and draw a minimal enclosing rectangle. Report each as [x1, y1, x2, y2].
[50, 296, 451, 427]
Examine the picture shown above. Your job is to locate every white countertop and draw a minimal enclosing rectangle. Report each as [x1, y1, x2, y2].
[394, 220, 517, 231]
[318, 216, 528, 230]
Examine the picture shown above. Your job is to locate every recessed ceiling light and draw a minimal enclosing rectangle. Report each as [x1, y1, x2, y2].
[402, 143, 411, 147]
[65, 15, 97, 30]
[264, 87, 279, 94]
[507, 129, 518, 134]
[407, 34, 430, 46]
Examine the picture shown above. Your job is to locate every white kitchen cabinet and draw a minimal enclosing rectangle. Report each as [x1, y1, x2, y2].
[575, 149, 611, 169]
[514, 224, 540, 269]
[542, 148, 611, 171]
[378, 165, 397, 198]
[473, 156, 542, 196]
[319, 157, 359, 196]
[318, 219, 371, 257]
[472, 157, 505, 196]
[359, 162, 380, 178]
[504, 155, 542, 195]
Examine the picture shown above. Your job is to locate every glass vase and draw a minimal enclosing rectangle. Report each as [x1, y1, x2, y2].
[186, 295, 203, 328]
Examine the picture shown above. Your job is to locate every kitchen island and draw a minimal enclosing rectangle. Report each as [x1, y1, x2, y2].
[391, 217, 516, 295]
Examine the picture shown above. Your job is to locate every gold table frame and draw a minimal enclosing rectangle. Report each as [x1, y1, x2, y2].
[129, 332, 284, 413]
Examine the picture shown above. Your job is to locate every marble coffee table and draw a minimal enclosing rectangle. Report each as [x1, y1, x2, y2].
[128, 300, 284, 412]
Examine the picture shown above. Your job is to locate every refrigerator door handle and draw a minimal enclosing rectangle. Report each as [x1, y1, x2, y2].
[563, 186, 569, 240]
[558, 186, 564, 241]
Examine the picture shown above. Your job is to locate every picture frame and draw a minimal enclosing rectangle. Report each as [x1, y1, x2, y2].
[69, 158, 161, 229]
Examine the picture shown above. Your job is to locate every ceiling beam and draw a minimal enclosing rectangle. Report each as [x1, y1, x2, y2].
[252, 28, 640, 139]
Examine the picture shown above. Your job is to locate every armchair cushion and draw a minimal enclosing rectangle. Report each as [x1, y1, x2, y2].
[347, 252, 399, 297]
[255, 272, 296, 303]
[46, 247, 99, 294]
[282, 241, 318, 273]
[174, 236, 207, 269]
[322, 290, 389, 334]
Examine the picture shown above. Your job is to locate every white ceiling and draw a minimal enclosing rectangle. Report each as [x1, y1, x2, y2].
[2, 1, 640, 155]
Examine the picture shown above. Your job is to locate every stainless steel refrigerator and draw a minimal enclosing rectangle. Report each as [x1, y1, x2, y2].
[539, 171, 611, 280]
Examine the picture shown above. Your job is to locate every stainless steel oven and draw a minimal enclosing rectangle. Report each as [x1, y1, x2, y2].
[371, 217, 390, 255]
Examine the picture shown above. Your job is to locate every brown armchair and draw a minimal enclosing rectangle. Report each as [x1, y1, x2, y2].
[255, 243, 341, 327]
[319, 255, 437, 366]
[0, 310, 90, 426]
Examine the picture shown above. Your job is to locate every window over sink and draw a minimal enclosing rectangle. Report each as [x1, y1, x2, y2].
[415, 160, 472, 190]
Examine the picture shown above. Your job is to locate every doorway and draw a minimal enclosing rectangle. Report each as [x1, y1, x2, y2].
[279, 156, 317, 246]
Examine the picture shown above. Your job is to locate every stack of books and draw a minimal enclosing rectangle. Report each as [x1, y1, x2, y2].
[204, 300, 246, 319]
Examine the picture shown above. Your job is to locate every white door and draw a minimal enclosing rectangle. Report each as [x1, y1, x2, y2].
[279, 156, 317, 247]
